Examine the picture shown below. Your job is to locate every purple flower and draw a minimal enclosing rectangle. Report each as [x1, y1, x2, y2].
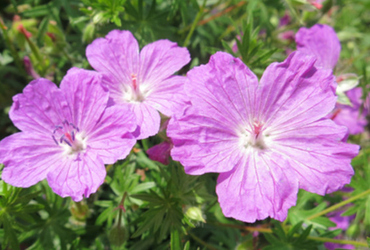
[167, 51, 359, 222]
[279, 12, 291, 27]
[296, 25, 367, 134]
[86, 30, 191, 139]
[329, 87, 367, 135]
[0, 68, 137, 201]
[147, 141, 173, 165]
[296, 24, 341, 70]
[278, 30, 295, 42]
[324, 210, 356, 250]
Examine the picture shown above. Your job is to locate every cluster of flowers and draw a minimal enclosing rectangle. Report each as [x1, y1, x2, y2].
[0, 24, 362, 223]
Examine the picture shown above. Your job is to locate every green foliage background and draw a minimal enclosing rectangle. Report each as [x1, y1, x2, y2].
[0, 0, 370, 249]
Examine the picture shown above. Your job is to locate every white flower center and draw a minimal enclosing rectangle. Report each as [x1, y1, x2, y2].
[239, 120, 270, 150]
[52, 120, 87, 155]
[123, 73, 149, 103]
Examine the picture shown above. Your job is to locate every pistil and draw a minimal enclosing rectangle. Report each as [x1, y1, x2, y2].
[52, 120, 85, 154]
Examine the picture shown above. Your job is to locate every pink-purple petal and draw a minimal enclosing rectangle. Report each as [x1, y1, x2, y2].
[295, 24, 341, 70]
[139, 39, 190, 85]
[0, 133, 62, 187]
[88, 105, 137, 164]
[273, 119, 358, 194]
[168, 108, 241, 175]
[331, 87, 368, 135]
[86, 30, 139, 91]
[47, 149, 105, 201]
[60, 68, 109, 133]
[185, 52, 259, 129]
[9, 78, 71, 134]
[216, 151, 298, 222]
[145, 75, 189, 117]
[147, 141, 172, 165]
[258, 51, 336, 130]
[332, 108, 367, 135]
[131, 102, 161, 139]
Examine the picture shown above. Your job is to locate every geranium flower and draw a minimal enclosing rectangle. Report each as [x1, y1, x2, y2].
[86, 30, 191, 139]
[329, 87, 367, 135]
[296, 24, 367, 134]
[0, 68, 137, 201]
[167, 51, 359, 222]
[147, 141, 173, 165]
[295, 24, 340, 70]
[325, 210, 356, 250]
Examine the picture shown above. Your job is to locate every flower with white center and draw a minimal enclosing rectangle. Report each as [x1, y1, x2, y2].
[86, 30, 191, 139]
[0, 68, 137, 201]
[167, 51, 359, 222]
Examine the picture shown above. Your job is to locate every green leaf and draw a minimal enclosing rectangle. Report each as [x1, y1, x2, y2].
[295, 225, 312, 243]
[272, 222, 287, 242]
[131, 182, 156, 193]
[342, 205, 359, 216]
[309, 216, 336, 229]
[288, 221, 303, 239]
[263, 232, 280, 244]
[221, 40, 235, 56]
[131, 192, 164, 205]
[170, 229, 181, 249]
[95, 207, 116, 226]
[2, 215, 20, 250]
[320, 228, 342, 238]
[183, 241, 190, 250]
[37, 16, 49, 46]
[131, 208, 165, 238]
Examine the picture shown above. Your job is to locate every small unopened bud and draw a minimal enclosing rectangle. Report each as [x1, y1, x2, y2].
[70, 201, 89, 222]
[46, 32, 56, 42]
[108, 224, 128, 247]
[185, 206, 206, 223]
[23, 56, 40, 79]
[346, 224, 360, 238]
[17, 24, 32, 38]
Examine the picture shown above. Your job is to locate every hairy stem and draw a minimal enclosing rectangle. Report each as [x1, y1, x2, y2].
[307, 188, 370, 220]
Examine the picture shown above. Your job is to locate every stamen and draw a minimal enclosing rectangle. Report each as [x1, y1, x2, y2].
[240, 120, 267, 150]
[51, 121, 82, 151]
[53, 125, 63, 134]
[52, 135, 59, 146]
[63, 137, 72, 147]
[60, 135, 65, 144]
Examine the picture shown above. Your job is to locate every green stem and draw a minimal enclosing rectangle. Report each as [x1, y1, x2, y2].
[183, 0, 207, 47]
[75, 201, 85, 214]
[0, 22, 27, 76]
[141, 139, 149, 151]
[23, 35, 46, 76]
[307, 188, 370, 221]
[216, 222, 369, 247]
[307, 236, 368, 247]
[212, 222, 272, 233]
[188, 231, 217, 250]
[284, 0, 304, 26]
